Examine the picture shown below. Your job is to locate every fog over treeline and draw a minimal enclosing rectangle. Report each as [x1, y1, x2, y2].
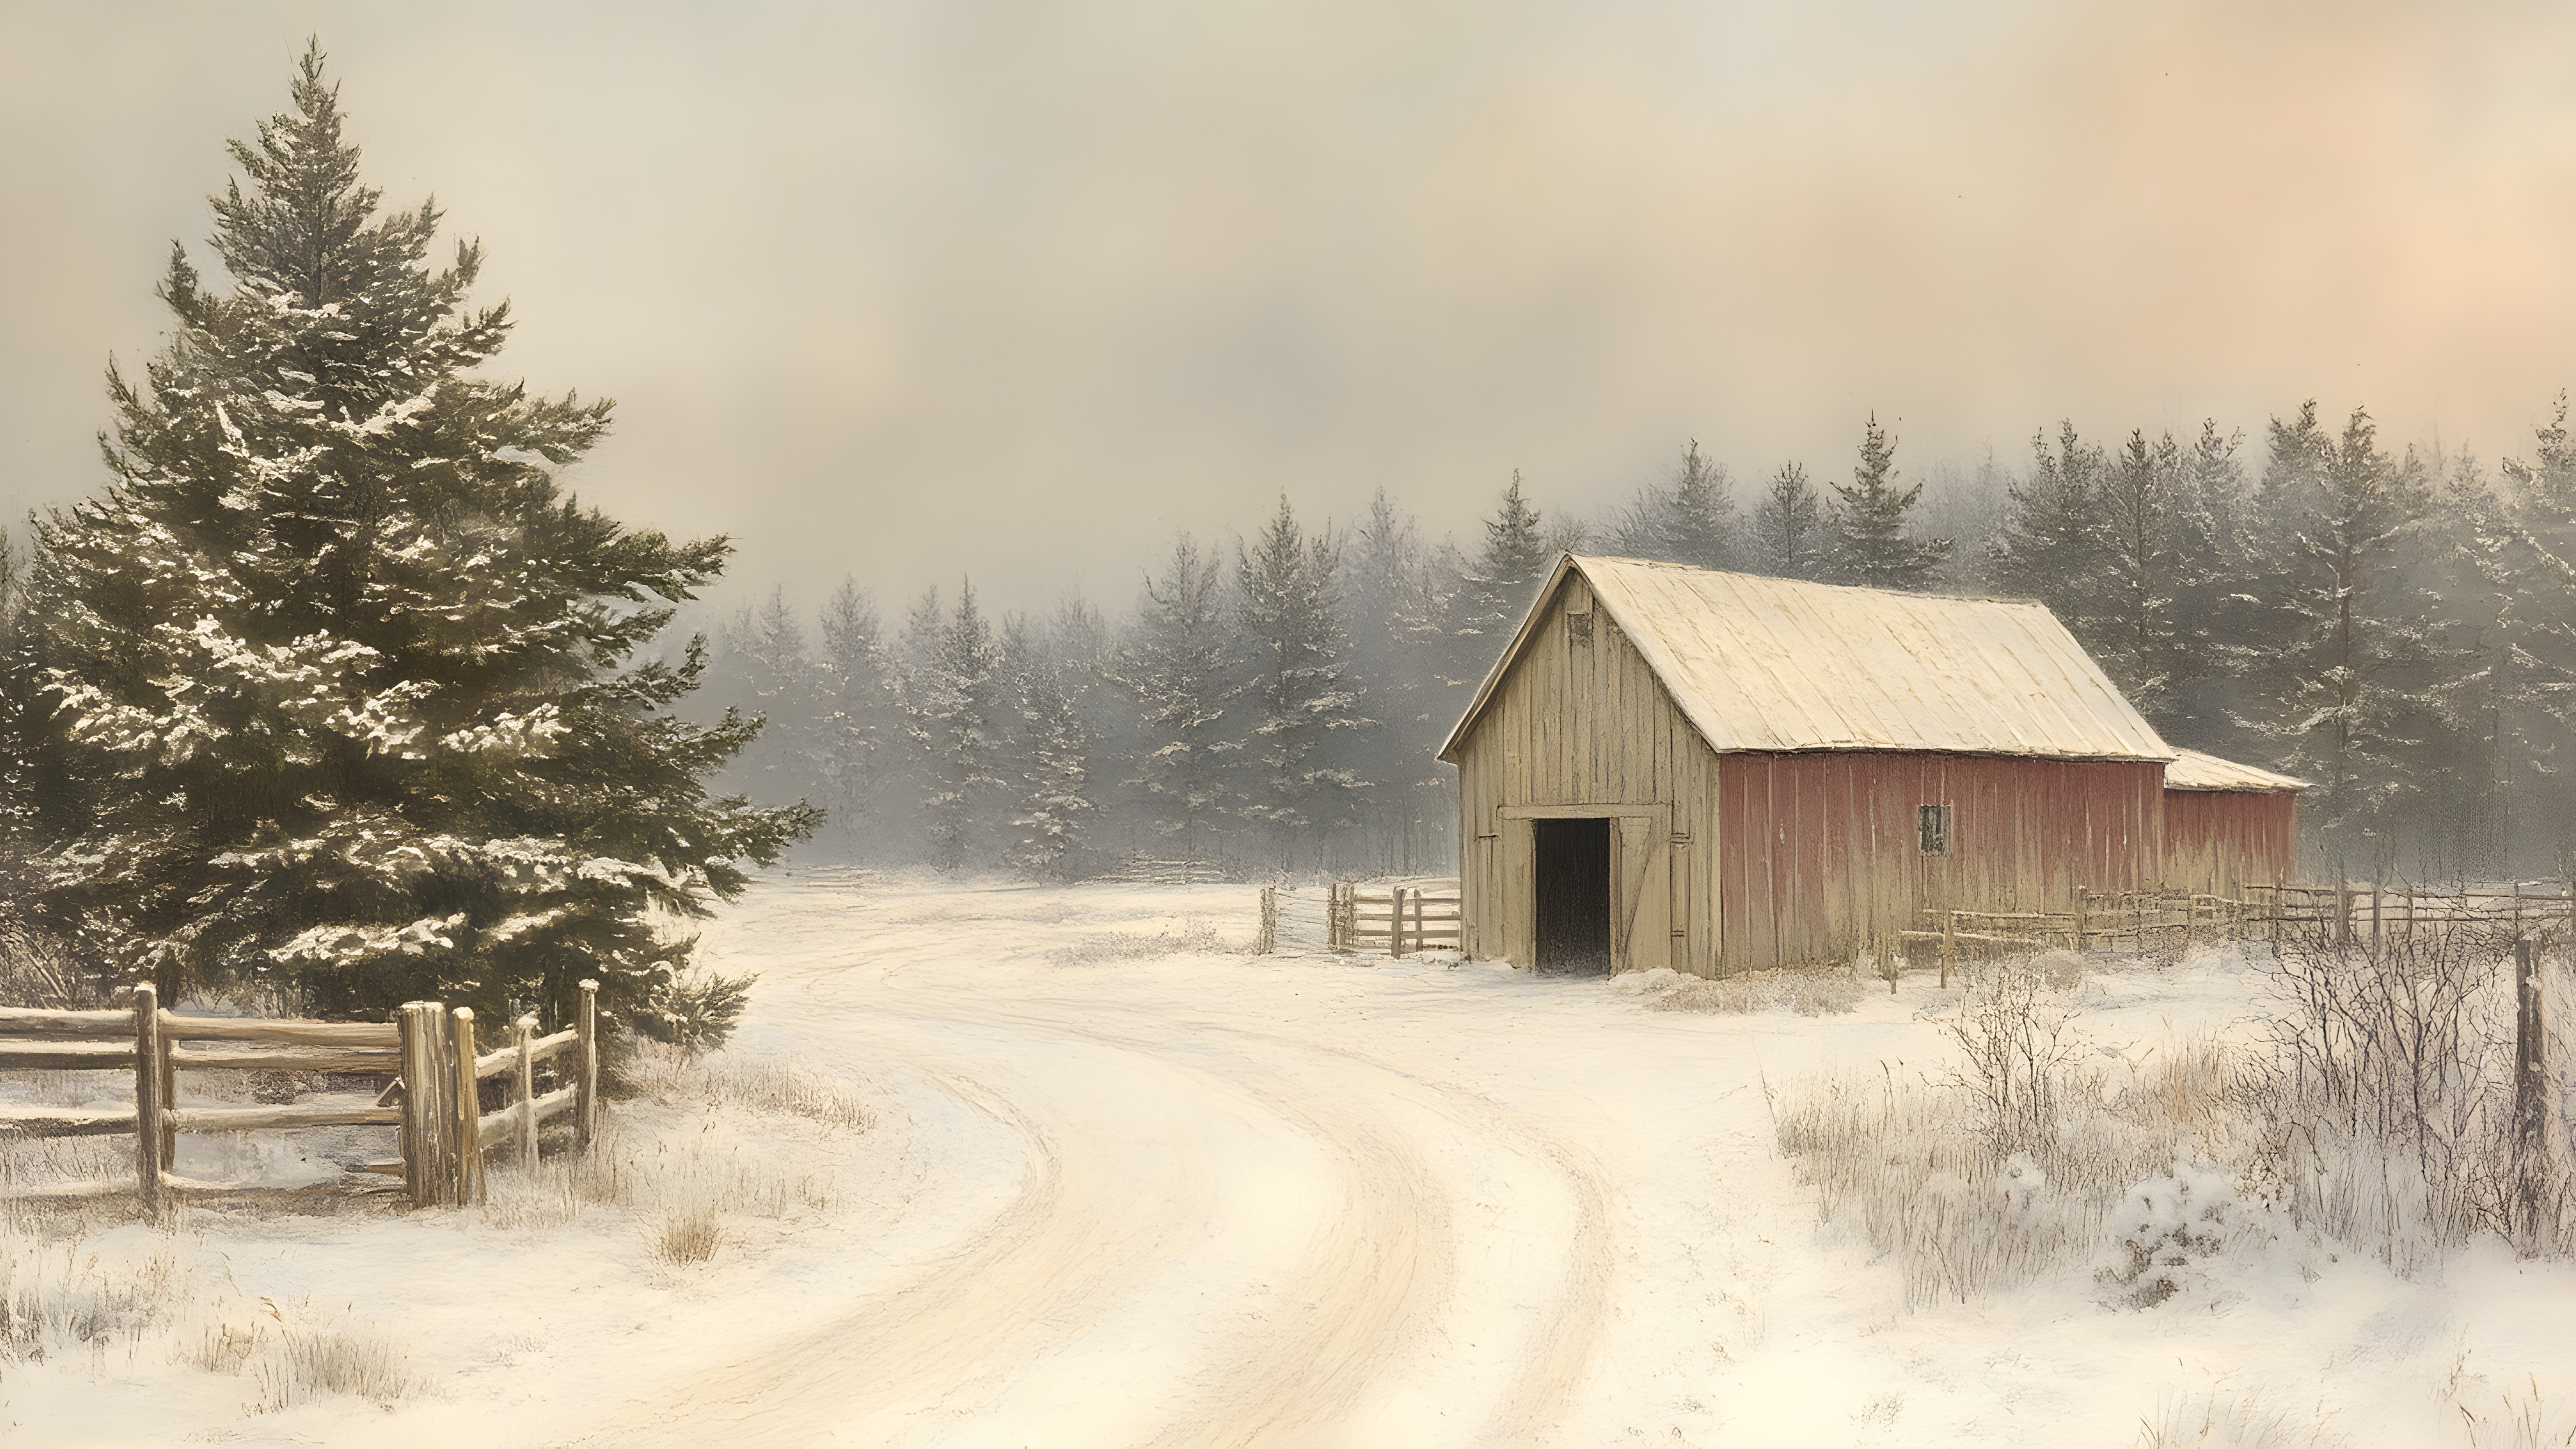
[694, 396, 2576, 888]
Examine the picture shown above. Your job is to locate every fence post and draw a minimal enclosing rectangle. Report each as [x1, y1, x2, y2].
[515, 1014, 539, 1173]
[450, 1007, 480, 1206]
[2267, 886, 2283, 956]
[1257, 886, 1276, 955]
[396, 1002, 447, 1207]
[131, 983, 164, 1220]
[574, 979, 600, 1152]
[2335, 883, 2352, 946]
[2515, 934, 2550, 1234]
[1389, 887, 1407, 958]
[2371, 885, 2383, 943]
[1939, 910, 1957, 989]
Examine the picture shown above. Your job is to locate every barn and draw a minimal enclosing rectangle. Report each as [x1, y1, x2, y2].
[2161, 749, 2305, 899]
[1437, 554, 2299, 976]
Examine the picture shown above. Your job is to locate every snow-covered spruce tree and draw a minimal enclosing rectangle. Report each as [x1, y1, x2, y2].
[1450, 470, 1554, 677]
[12, 48, 816, 1028]
[1750, 462, 1824, 579]
[710, 586, 822, 810]
[1825, 414, 1951, 590]
[1119, 537, 1237, 877]
[2090, 429, 2189, 724]
[2156, 421, 2265, 757]
[902, 581, 1007, 871]
[1986, 421, 2104, 631]
[1234, 498, 1364, 871]
[812, 578, 904, 861]
[2244, 402, 2455, 873]
[1611, 440, 1737, 569]
[1342, 490, 1461, 874]
[998, 617, 1095, 879]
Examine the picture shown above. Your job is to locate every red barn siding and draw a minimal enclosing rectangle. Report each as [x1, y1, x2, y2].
[2163, 790, 2297, 897]
[1716, 751, 2165, 972]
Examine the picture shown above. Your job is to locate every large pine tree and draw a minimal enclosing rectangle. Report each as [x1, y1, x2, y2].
[13, 47, 815, 1026]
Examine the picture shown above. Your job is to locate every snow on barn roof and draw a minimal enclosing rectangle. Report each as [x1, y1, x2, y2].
[1438, 554, 2177, 764]
[2163, 748, 2308, 792]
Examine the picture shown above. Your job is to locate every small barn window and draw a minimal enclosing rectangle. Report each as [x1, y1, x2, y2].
[1918, 803, 1952, 855]
[1566, 607, 1595, 647]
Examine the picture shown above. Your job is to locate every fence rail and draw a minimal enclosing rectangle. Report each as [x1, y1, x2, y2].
[0, 981, 600, 1216]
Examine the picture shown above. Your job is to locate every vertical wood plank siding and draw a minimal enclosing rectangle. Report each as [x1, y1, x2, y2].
[2162, 790, 2297, 897]
[1455, 574, 1720, 976]
[1713, 751, 2165, 972]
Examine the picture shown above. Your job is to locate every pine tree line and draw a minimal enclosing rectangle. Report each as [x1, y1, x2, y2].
[712, 402, 2576, 885]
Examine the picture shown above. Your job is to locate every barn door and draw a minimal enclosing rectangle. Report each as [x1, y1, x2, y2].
[1611, 813, 1671, 974]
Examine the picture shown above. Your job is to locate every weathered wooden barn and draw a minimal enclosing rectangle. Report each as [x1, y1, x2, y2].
[2161, 748, 2304, 898]
[1437, 555, 2302, 975]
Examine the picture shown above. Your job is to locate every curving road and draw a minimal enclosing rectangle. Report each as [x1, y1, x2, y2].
[564, 879, 1764, 1448]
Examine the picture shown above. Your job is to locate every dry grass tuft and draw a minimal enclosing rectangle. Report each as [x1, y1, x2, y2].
[1048, 923, 1232, 964]
[0, 1228, 193, 1359]
[1649, 969, 1864, 1018]
[2134, 1389, 2345, 1448]
[482, 1042, 860, 1250]
[255, 1323, 415, 1411]
[651, 1206, 724, 1267]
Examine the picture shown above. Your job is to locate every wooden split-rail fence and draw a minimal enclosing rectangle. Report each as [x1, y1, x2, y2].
[2243, 881, 2576, 947]
[1894, 879, 2576, 989]
[1253, 879, 1462, 957]
[0, 981, 600, 1216]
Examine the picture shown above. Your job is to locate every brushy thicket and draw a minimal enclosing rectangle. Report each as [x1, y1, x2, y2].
[1773, 931, 2576, 1311]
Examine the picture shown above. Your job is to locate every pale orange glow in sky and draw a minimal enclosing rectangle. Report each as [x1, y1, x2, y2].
[5, 1, 2573, 614]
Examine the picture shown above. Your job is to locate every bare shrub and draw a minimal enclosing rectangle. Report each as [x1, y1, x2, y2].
[1649, 969, 1863, 1018]
[1937, 957, 2090, 1155]
[2247, 924, 2572, 1269]
[1772, 974, 2253, 1306]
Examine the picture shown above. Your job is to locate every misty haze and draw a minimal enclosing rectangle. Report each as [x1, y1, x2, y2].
[3, 7, 2575, 1447]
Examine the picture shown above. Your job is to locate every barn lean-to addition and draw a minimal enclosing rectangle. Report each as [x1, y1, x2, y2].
[2160, 749, 2304, 899]
[1437, 555, 2305, 976]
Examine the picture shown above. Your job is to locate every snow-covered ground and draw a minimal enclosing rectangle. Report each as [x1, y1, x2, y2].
[7, 873, 2576, 1446]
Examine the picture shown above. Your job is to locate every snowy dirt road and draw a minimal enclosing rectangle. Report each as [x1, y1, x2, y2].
[557, 875, 2576, 1448]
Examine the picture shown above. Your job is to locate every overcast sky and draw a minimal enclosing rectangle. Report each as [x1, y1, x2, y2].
[6, 2, 2575, 617]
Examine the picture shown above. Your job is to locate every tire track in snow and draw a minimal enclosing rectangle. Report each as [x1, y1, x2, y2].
[568, 933, 1617, 1447]
[1065, 1009, 1617, 1446]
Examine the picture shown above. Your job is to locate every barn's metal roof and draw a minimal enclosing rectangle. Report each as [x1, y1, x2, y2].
[1438, 555, 2178, 763]
[2163, 748, 2308, 793]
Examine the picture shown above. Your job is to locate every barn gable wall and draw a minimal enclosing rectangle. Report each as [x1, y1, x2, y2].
[1454, 572, 1721, 976]
[1715, 751, 2166, 973]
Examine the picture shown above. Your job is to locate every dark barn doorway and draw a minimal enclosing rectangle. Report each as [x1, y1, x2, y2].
[1532, 818, 1613, 974]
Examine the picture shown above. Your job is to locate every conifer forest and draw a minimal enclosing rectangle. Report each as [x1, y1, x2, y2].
[699, 399, 2576, 889]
